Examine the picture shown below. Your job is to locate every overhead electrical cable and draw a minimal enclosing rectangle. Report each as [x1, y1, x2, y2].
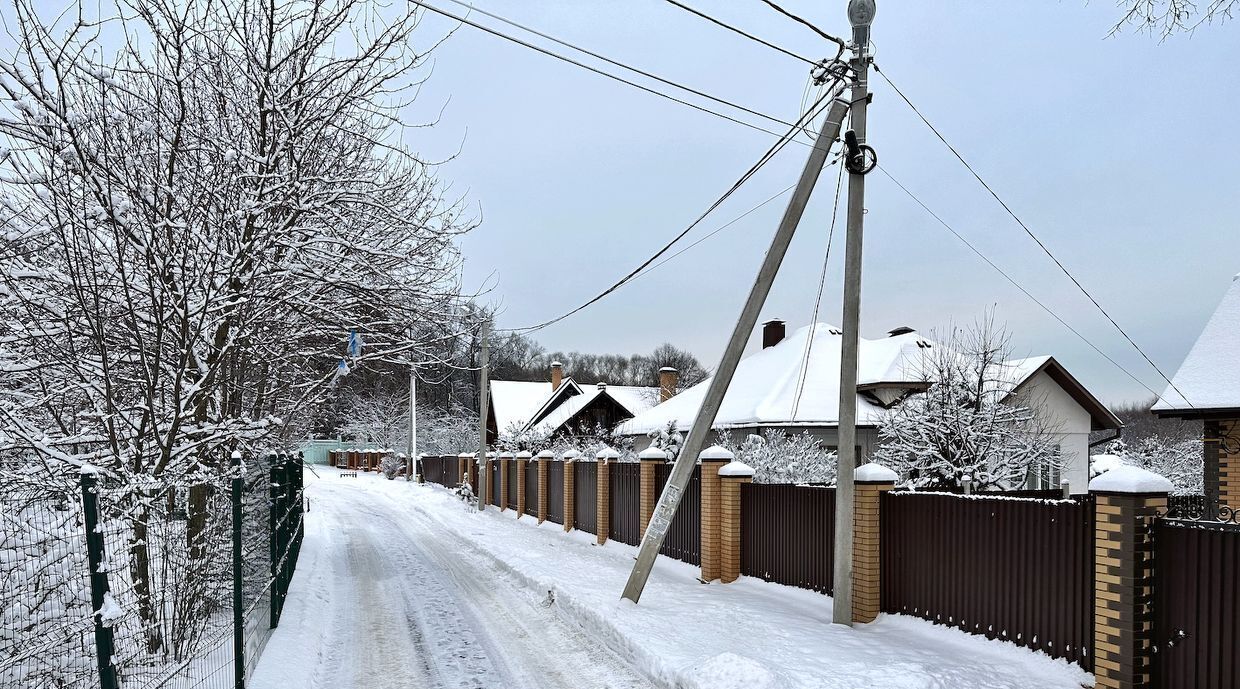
[756, 0, 847, 50]
[505, 85, 844, 334]
[659, 0, 819, 65]
[872, 62, 1193, 408]
[875, 163, 1177, 407]
[410, 0, 815, 143]
[791, 161, 845, 420]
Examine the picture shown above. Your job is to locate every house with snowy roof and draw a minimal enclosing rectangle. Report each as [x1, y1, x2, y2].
[485, 363, 674, 444]
[1153, 272, 1240, 507]
[616, 319, 1120, 493]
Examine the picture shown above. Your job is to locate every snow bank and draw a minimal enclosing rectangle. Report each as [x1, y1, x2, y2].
[1088, 465, 1173, 494]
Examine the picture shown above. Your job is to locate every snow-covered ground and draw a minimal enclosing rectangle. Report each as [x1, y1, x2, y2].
[251, 468, 1093, 689]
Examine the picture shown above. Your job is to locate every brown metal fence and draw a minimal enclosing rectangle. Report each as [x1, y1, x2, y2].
[654, 463, 700, 565]
[573, 461, 598, 535]
[740, 483, 835, 594]
[1154, 519, 1240, 689]
[423, 456, 445, 485]
[524, 460, 539, 514]
[881, 492, 1094, 669]
[547, 461, 565, 524]
[609, 463, 642, 546]
[489, 462, 501, 508]
[444, 457, 459, 487]
[506, 461, 518, 511]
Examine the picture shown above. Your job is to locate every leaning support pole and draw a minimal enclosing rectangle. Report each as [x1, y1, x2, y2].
[621, 85, 850, 603]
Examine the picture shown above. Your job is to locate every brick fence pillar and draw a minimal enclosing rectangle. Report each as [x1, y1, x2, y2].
[720, 460, 754, 584]
[1090, 466, 1172, 689]
[563, 450, 579, 532]
[498, 452, 512, 512]
[699, 446, 733, 583]
[1206, 419, 1240, 509]
[516, 451, 531, 518]
[596, 448, 618, 545]
[537, 450, 553, 524]
[853, 462, 897, 623]
[638, 447, 667, 539]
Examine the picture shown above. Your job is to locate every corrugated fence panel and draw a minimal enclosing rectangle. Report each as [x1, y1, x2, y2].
[574, 461, 598, 535]
[490, 462, 501, 507]
[881, 492, 1093, 670]
[740, 484, 835, 594]
[444, 457, 459, 486]
[1154, 519, 1240, 689]
[609, 463, 641, 546]
[547, 462, 564, 524]
[423, 456, 444, 485]
[525, 460, 539, 515]
[507, 461, 518, 510]
[655, 464, 700, 566]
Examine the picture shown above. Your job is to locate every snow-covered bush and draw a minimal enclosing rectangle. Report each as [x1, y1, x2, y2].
[872, 320, 1063, 491]
[380, 453, 405, 480]
[647, 421, 684, 460]
[1092, 436, 1203, 495]
[718, 430, 837, 484]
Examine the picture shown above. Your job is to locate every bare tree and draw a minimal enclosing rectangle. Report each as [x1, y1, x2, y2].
[872, 318, 1064, 491]
[1110, 0, 1237, 37]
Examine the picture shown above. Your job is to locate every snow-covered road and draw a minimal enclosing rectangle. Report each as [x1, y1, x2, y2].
[249, 470, 650, 689]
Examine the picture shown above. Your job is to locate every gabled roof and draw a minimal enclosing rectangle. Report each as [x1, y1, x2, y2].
[488, 380, 553, 436]
[1153, 274, 1240, 418]
[528, 380, 660, 435]
[1005, 356, 1122, 431]
[616, 323, 1118, 436]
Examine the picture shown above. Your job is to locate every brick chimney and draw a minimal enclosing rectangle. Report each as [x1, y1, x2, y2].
[658, 367, 678, 403]
[551, 361, 563, 392]
[762, 319, 786, 349]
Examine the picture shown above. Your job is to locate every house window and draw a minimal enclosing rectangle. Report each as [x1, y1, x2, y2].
[1028, 447, 1062, 490]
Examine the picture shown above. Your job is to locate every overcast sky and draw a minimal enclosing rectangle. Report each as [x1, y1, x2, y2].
[404, 1, 1240, 405]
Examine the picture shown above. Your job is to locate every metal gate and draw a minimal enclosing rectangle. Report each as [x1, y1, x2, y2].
[1154, 518, 1240, 688]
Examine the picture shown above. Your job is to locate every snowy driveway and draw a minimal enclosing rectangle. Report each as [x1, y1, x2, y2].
[248, 471, 650, 689]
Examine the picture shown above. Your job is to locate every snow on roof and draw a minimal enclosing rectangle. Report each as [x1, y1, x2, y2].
[527, 379, 660, 435]
[1088, 465, 1173, 494]
[616, 323, 1098, 437]
[1153, 274, 1240, 413]
[488, 380, 553, 435]
[617, 324, 935, 436]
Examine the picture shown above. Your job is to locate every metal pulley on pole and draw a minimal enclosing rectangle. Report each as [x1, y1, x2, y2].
[832, 0, 877, 627]
[621, 73, 852, 604]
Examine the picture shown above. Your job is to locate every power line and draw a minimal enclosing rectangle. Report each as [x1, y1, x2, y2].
[659, 0, 819, 65]
[791, 160, 845, 420]
[410, 0, 811, 143]
[872, 62, 1194, 408]
[875, 163, 1176, 407]
[756, 0, 847, 50]
[442, 0, 812, 133]
[506, 86, 844, 334]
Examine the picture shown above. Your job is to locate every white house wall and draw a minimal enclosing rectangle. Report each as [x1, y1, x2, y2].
[1016, 369, 1094, 493]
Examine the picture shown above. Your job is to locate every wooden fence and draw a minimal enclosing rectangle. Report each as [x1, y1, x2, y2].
[741, 483, 835, 594]
[881, 492, 1094, 669]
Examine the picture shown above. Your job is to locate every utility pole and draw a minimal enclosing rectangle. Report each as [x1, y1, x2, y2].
[622, 77, 851, 604]
[832, 0, 877, 627]
[476, 320, 490, 512]
[408, 353, 417, 482]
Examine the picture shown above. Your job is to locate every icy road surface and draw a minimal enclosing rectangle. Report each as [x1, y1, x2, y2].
[248, 471, 649, 689]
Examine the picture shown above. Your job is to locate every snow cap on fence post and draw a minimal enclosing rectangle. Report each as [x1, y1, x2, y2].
[516, 451, 532, 459]
[596, 447, 619, 463]
[1088, 464, 1170, 689]
[638, 446, 669, 461]
[699, 445, 734, 462]
[561, 449, 580, 462]
[855, 462, 898, 484]
[535, 449, 555, 459]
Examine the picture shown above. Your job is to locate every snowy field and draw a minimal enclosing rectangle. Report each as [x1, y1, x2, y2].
[250, 468, 1093, 689]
